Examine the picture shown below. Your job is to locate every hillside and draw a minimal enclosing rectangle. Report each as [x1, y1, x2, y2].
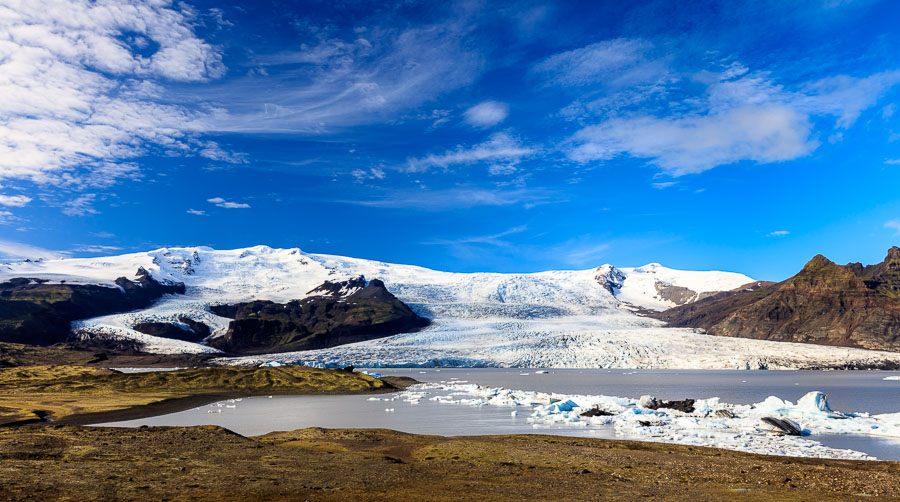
[656, 247, 900, 351]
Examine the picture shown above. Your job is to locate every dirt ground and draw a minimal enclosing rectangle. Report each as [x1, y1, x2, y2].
[1, 425, 897, 501]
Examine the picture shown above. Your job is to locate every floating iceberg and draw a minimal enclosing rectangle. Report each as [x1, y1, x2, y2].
[393, 381, 900, 460]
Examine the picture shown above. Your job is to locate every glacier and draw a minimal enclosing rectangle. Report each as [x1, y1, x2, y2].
[4, 245, 900, 369]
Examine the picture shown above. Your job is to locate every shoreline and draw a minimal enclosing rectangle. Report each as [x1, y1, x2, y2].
[56, 375, 417, 426]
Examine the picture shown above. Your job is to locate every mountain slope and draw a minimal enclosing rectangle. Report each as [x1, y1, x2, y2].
[209, 278, 429, 354]
[656, 247, 900, 351]
[7, 245, 895, 369]
[0, 269, 184, 346]
[0, 246, 753, 355]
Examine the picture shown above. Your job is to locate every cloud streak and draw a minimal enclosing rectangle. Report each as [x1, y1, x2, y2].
[208, 197, 250, 209]
[343, 187, 554, 211]
[406, 133, 535, 173]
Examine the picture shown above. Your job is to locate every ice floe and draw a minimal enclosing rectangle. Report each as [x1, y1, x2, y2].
[392, 381, 900, 460]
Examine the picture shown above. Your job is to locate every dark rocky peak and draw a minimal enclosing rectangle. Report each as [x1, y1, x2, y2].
[595, 265, 626, 294]
[306, 276, 367, 298]
[347, 279, 396, 301]
[860, 246, 900, 295]
[115, 269, 185, 297]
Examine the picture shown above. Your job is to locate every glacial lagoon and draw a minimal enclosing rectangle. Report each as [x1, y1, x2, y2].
[95, 368, 900, 461]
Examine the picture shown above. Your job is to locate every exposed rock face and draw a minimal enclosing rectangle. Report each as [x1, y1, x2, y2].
[655, 247, 900, 352]
[131, 317, 210, 343]
[0, 270, 185, 346]
[209, 278, 430, 355]
[595, 265, 626, 295]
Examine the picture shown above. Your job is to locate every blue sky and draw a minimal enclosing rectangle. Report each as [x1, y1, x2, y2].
[1, 0, 900, 280]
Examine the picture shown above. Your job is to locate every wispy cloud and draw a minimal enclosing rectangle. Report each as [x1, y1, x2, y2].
[60, 194, 98, 216]
[651, 181, 677, 189]
[207, 17, 484, 134]
[208, 197, 250, 209]
[0, 211, 17, 225]
[767, 230, 790, 237]
[405, 133, 536, 173]
[343, 187, 555, 211]
[351, 168, 387, 183]
[186, 209, 207, 216]
[886, 159, 900, 165]
[886, 220, 900, 235]
[532, 38, 667, 88]
[463, 101, 509, 128]
[0, 195, 32, 207]
[0, 240, 64, 260]
[424, 225, 528, 247]
[73, 244, 122, 254]
[562, 243, 611, 267]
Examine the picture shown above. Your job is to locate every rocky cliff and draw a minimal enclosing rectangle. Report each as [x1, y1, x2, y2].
[0, 268, 185, 346]
[209, 278, 430, 354]
[655, 247, 900, 351]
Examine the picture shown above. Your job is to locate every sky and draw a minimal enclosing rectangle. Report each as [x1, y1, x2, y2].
[1, 0, 900, 280]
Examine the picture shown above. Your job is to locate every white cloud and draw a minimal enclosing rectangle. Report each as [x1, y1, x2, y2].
[0, 211, 16, 225]
[556, 45, 900, 175]
[463, 101, 509, 128]
[885, 159, 900, 165]
[60, 194, 98, 216]
[0, 195, 32, 207]
[0, 0, 232, 187]
[568, 105, 817, 175]
[351, 168, 387, 183]
[210, 18, 483, 133]
[886, 220, 900, 235]
[767, 230, 790, 237]
[406, 133, 535, 173]
[424, 225, 528, 247]
[533, 38, 667, 87]
[651, 181, 677, 189]
[798, 71, 900, 128]
[208, 197, 250, 209]
[0, 239, 64, 260]
[73, 244, 122, 254]
[563, 243, 611, 267]
[344, 187, 554, 211]
[186, 209, 207, 216]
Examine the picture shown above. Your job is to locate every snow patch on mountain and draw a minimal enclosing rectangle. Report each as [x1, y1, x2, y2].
[596, 263, 754, 311]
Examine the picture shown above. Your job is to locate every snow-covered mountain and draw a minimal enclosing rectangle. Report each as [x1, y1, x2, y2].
[6, 245, 900, 369]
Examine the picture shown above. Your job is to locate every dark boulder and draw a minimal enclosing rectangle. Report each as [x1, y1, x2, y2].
[639, 396, 696, 413]
[580, 408, 615, 417]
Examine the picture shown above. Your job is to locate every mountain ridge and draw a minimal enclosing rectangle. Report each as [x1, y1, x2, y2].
[655, 247, 900, 351]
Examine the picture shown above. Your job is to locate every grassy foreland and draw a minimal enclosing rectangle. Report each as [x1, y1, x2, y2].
[0, 364, 395, 425]
[1, 426, 898, 501]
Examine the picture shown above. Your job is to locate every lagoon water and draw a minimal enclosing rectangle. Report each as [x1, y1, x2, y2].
[95, 368, 900, 460]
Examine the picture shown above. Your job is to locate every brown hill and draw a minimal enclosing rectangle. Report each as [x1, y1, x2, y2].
[655, 247, 900, 351]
